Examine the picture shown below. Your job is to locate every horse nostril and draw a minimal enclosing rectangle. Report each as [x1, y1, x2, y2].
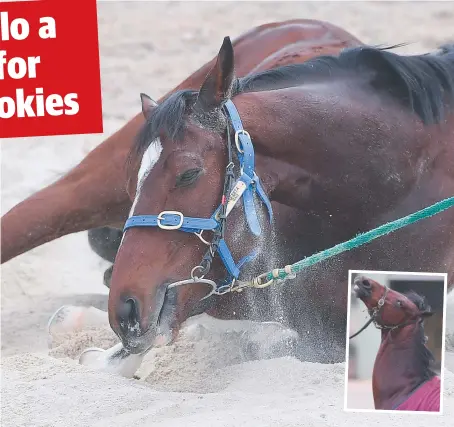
[116, 297, 141, 334]
[362, 279, 371, 289]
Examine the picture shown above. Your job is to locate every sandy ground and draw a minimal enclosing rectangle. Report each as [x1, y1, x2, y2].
[2, 1, 454, 426]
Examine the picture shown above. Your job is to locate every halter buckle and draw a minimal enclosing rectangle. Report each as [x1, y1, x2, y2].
[234, 130, 250, 154]
[157, 211, 184, 230]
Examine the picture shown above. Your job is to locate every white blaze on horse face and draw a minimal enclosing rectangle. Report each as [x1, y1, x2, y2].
[118, 139, 163, 251]
[129, 139, 163, 218]
[137, 139, 163, 185]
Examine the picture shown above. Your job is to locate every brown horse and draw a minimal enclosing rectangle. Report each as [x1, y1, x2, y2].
[108, 38, 454, 363]
[352, 276, 441, 411]
[0, 20, 362, 269]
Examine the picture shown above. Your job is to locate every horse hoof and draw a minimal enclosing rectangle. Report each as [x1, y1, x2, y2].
[47, 305, 71, 334]
[47, 305, 109, 348]
[47, 305, 69, 348]
[79, 343, 145, 379]
[79, 347, 106, 365]
[240, 322, 300, 361]
[263, 331, 300, 359]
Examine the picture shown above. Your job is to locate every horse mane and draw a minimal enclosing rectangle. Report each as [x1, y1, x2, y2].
[405, 290, 431, 312]
[239, 44, 454, 125]
[403, 290, 437, 382]
[129, 44, 454, 171]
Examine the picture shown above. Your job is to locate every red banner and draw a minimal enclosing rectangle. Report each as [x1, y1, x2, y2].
[0, 0, 103, 138]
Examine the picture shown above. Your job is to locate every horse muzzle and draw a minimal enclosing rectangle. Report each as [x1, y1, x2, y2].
[112, 283, 179, 354]
[352, 276, 372, 299]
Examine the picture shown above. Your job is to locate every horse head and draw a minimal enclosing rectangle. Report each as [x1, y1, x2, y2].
[353, 275, 434, 330]
[108, 38, 276, 353]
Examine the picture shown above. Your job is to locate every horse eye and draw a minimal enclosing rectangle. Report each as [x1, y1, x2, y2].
[397, 300, 403, 307]
[175, 168, 203, 188]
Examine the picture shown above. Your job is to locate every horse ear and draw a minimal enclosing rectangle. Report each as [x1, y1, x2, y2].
[140, 93, 157, 120]
[196, 36, 235, 110]
[420, 299, 434, 318]
[421, 310, 434, 318]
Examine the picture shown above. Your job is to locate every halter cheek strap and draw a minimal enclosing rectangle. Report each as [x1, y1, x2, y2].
[123, 100, 273, 290]
[224, 100, 273, 235]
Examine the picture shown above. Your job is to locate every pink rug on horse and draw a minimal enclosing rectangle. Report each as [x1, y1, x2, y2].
[394, 376, 441, 412]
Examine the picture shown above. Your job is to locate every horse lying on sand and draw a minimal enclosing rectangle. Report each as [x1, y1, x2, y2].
[352, 276, 441, 412]
[107, 38, 454, 364]
[0, 19, 362, 276]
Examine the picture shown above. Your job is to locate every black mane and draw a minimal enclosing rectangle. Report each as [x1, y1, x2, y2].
[130, 44, 454, 167]
[403, 291, 437, 382]
[405, 290, 431, 312]
[239, 44, 454, 125]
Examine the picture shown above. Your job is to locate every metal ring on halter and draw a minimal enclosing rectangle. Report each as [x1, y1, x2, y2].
[212, 278, 237, 296]
[377, 286, 388, 307]
[231, 278, 249, 293]
[209, 245, 216, 257]
[213, 284, 232, 296]
[157, 211, 184, 230]
[191, 265, 205, 280]
[201, 277, 246, 299]
[234, 130, 250, 154]
[200, 279, 221, 300]
[225, 161, 234, 171]
[168, 277, 217, 295]
[194, 231, 210, 246]
[250, 272, 274, 289]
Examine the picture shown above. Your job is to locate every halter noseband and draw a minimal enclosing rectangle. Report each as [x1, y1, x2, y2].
[123, 100, 273, 299]
[349, 286, 422, 339]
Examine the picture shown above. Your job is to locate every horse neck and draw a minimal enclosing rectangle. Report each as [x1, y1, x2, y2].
[235, 85, 426, 245]
[372, 324, 433, 410]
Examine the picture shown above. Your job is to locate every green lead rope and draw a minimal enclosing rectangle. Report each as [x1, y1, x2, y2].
[256, 196, 454, 285]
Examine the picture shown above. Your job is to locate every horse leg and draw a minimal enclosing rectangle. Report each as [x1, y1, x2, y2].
[0, 174, 131, 264]
[198, 268, 349, 363]
[190, 293, 300, 362]
[0, 115, 142, 264]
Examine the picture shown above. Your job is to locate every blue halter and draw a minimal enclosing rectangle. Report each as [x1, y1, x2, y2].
[123, 100, 273, 291]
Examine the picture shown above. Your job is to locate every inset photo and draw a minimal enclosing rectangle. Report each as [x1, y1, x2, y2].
[344, 270, 447, 414]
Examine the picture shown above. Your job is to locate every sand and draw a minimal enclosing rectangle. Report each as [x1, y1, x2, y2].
[3, 310, 454, 427]
[2, 1, 454, 426]
[2, 341, 454, 427]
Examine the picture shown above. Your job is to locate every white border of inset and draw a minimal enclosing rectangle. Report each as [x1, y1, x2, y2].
[343, 270, 448, 415]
